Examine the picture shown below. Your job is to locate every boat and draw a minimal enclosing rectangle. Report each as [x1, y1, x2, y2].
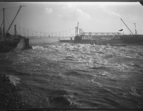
[60, 21, 143, 46]
[73, 34, 143, 46]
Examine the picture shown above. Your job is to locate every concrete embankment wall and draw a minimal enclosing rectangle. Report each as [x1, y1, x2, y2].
[14, 37, 61, 51]
[14, 37, 31, 51]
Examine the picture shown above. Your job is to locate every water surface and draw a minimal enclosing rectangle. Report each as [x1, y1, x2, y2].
[1, 43, 143, 109]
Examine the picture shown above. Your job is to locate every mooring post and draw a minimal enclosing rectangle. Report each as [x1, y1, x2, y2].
[14, 25, 17, 37]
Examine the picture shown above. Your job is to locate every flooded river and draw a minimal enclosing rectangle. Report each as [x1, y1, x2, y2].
[1, 43, 143, 109]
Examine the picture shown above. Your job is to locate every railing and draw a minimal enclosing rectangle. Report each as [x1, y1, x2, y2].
[79, 32, 121, 36]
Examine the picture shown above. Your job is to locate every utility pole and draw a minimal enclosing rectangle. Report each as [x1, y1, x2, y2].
[19, 26, 20, 36]
[0, 20, 3, 35]
[3, 8, 5, 37]
[0, 27, 1, 35]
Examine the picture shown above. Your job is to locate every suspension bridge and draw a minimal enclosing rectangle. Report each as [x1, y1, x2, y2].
[0, 5, 142, 41]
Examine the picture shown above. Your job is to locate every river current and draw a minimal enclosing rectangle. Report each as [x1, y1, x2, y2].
[1, 43, 143, 109]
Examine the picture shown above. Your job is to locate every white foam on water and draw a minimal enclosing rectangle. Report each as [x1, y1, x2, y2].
[1, 43, 143, 108]
[6, 75, 20, 86]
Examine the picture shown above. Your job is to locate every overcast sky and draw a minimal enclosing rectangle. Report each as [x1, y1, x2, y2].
[0, 2, 143, 36]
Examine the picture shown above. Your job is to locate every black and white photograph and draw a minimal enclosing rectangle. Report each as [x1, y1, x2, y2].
[0, 1, 143, 110]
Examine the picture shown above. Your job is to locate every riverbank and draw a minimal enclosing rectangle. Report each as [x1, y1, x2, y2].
[0, 52, 75, 109]
[0, 74, 30, 109]
[0, 51, 31, 109]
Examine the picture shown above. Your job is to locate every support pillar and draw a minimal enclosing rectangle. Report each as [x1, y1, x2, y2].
[14, 25, 17, 37]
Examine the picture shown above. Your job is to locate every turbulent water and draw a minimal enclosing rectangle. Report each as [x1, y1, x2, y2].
[1, 43, 143, 109]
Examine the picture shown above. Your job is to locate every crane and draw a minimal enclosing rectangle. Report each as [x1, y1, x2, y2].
[6, 5, 25, 35]
[120, 18, 134, 35]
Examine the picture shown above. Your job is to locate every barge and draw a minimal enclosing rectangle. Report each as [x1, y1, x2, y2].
[60, 21, 143, 45]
